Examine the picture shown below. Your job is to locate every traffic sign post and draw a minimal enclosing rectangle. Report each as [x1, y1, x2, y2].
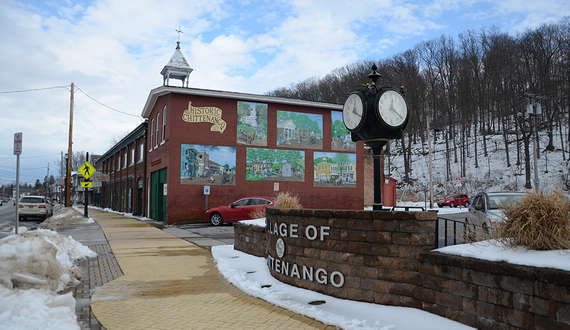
[204, 185, 210, 210]
[14, 133, 22, 234]
[80, 156, 96, 218]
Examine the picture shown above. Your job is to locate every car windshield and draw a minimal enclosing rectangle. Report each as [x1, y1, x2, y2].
[444, 195, 454, 199]
[488, 194, 524, 210]
[20, 197, 44, 203]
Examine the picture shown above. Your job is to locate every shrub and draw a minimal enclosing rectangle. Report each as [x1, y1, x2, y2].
[248, 192, 303, 219]
[274, 191, 303, 209]
[496, 189, 570, 250]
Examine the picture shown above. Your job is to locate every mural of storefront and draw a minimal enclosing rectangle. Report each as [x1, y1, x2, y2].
[140, 43, 364, 224]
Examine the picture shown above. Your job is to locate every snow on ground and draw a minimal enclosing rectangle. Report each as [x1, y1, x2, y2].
[221, 214, 570, 330]
[0, 207, 96, 330]
[1, 204, 568, 329]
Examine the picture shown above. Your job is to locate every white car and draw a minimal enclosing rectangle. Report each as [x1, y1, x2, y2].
[18, 196, 53, 220]
[466, 192, 525, 232]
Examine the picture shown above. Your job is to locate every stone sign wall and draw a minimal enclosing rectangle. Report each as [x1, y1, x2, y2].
[233, 207, 570, 329]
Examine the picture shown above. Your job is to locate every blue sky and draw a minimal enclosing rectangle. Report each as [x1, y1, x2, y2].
[0, 0, 569, 185]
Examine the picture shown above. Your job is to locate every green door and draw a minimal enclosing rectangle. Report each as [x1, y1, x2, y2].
[150, 168, 168, 222]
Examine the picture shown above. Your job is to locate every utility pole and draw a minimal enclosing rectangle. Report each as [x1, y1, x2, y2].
[526, 93, 546, 191]
[427, 117, 433, 209]
[66, 82, 74, 207]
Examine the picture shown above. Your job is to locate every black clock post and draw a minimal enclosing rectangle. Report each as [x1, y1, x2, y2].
[342, 64, 409, 210]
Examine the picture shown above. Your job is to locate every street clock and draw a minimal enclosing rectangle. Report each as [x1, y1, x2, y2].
[341, 63, 410, 210]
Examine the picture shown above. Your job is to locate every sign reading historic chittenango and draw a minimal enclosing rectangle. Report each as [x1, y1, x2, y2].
[182, 101, 227, 133]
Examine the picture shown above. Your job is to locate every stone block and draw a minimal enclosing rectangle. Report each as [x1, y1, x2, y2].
[392, 232, 411, 245]
[448, 279, 478, 299]
[365, 231, 391, 244]
[347, 241, 373, 255]
[340, 229, 367, 242]
[435, 291, 463, 309]
[478, 286, 512, 307]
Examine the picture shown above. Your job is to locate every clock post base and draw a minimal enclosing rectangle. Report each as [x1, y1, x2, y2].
[365, 139, 388, 211]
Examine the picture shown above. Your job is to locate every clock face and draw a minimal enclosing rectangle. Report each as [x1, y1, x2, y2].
[377, 90, 407, 128]
[343, 93, 364, 131]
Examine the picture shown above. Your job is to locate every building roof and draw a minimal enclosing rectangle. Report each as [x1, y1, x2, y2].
[141, 86, 342, 118]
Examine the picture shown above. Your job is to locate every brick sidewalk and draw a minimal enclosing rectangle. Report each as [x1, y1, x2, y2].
[62, 209, 335, 330]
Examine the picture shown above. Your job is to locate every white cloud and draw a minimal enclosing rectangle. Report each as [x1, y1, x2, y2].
[0, 0, 569, 183]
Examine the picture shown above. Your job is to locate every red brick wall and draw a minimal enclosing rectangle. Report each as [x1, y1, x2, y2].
[146, 93, 365, 224]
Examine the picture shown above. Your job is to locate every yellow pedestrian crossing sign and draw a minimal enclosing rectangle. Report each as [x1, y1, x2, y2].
[79, 161, 96, 179]
[81, 181, 93, 188]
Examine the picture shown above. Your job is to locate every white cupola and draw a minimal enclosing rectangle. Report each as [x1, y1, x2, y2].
[160, 41, 193, 87]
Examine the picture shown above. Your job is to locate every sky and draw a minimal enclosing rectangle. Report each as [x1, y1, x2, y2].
[1, 0, 569, 187]
[2, 206, 569, 329]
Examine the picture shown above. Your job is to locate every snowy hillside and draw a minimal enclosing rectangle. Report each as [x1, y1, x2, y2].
[385, 128, 570, 201]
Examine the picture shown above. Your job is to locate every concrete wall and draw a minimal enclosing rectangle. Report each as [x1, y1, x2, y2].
[234, 207, 570, 330]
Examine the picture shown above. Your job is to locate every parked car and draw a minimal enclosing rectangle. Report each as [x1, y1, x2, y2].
[0, 198, 9, 206]
[466, 192, 526, 232]
[437, 194, 470, 208]
[18, 196, 53, 221]
[205, 197, 275, 226]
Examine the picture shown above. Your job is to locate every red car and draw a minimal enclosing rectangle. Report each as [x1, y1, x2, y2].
[205, 197, 275, 226]
[437, 194, 470, 208]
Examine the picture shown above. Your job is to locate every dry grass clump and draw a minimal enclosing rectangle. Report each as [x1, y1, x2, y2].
[496, 189, 570, 250]
[248, 192, 303, 219]
[274, 191, 303, 209]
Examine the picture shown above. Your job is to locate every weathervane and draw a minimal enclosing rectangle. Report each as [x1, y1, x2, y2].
[176, 26, 183, 42]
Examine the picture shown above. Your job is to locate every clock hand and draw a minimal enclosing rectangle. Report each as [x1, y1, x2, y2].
[352, 108, 362, 117]
[390, 107, 403, 119]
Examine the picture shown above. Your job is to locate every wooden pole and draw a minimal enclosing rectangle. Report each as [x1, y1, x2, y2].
[66, 82, 74, 207]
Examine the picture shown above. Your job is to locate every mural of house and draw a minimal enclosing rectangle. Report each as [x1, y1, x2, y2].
[277, 119, 296, 143]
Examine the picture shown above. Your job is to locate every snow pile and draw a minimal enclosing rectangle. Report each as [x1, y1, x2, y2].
[37, 207, 94, 231]
[0, 229, 97, 330]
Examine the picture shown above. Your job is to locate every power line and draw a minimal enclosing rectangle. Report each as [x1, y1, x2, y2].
[0, 85, 70, 94]
[75, 87, 141, 118]
[0, 85, 141, 118]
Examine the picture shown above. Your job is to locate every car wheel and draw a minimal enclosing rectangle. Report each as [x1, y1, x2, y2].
[464, 201, 469, 207]
[210, 212, 224, 226]
[450, 202, 455, 208]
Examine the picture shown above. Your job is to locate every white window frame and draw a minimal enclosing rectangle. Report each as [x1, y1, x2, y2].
[117, 155, 121, 171]
[155, 113, 160, 148]
[139, 143, 144, 162]
[161, 106, 166, 144]
[124, 151, 127, 168]
[149, 119, 154, 152]
[130, 148, 135, 165]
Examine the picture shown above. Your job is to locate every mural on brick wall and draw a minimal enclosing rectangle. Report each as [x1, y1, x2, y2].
[331, 111, 355, 151]
[181, 144, 236, 185]
[237, 101, 268, 146]
[246, 147, 305, 182]
[276, 111, 323, 149]
[314, 152, 356, 188]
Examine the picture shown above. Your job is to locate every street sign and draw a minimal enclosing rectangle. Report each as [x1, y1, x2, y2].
[455, 177, 461, 186]
[14, 132, 22, 155]
[204, 185, 210, 195]
[422, 178, 428, 186]
[79, 161, 96, 179]
[81, 182, 93, 188]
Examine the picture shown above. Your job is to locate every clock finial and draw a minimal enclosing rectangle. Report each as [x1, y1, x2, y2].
[367, 63, 382, 84]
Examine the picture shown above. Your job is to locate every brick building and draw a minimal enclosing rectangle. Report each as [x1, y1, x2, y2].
[93, 122, 147, 215]
[139, 42, 365, 224]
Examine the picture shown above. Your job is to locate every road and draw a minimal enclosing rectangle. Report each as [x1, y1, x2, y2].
[0, 200, 42, 233]
[162, 221, 236, 250]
